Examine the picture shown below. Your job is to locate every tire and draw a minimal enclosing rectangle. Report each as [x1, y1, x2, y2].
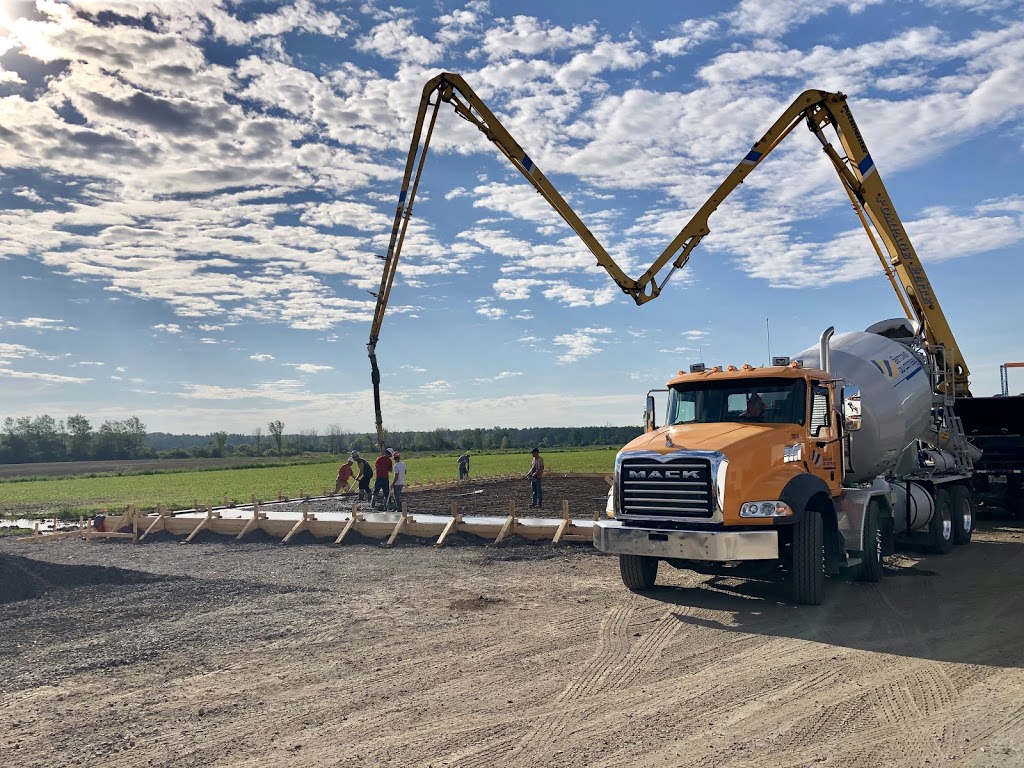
[791, 510, 825, 605]
[619, 554, 658, 591]
[926, 488, 955, 554]
[854, 500, 884, 582]
[950, 485, 973, 545]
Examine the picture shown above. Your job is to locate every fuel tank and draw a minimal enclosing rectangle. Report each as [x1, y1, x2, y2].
[796, 327, 933, 483]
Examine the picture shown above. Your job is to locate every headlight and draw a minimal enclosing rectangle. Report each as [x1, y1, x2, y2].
[739, 501, 792, 518]
[784, 444, 802, 463]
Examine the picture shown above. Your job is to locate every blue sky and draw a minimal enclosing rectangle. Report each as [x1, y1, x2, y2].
[0, 0, 1021, 435]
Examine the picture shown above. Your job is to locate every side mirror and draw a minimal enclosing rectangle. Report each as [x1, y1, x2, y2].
[644, 394, 657, 432]
[842, 385, 862, 432]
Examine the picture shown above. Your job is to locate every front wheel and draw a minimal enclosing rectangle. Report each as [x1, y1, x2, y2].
[791, 511, 825, 605]
[926, 488, 955, 554]
[619, 554, 658, 591]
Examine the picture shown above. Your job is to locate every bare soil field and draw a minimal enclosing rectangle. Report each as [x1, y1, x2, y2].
[2, 476, 1024, 768]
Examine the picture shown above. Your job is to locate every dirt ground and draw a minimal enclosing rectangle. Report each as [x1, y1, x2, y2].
[2, 476, 1024, 768]
[0, 455, 327, 480]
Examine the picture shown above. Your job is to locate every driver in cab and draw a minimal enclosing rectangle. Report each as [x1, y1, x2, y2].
[744, 392, 766, 419]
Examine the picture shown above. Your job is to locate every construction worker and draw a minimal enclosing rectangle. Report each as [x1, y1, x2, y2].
[333, 458, 355, 494]
[355, 455, 373, 501]
[391, 452, 407, 512]
[527, 447, 544, 508]
[372, 448, 393, 509]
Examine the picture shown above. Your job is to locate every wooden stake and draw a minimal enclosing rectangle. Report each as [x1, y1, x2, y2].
[235, 502, 263, 540]
[553, 500, 572, 544]
[183, 508, 212, 543]
[282, 501, 314, 544]
[385, 515, 406, 547]
[494, 500, 516, 544]
[334, 503, 361, 545]
[435, 502, 463, 547]
[140, 504, 167, 541]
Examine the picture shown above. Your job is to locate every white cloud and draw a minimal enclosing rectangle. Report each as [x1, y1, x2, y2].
[5, 317, 77, 331]
[0, 343, 37, 361]
[476, 306, 507, 319]
[250, 353, 275, 362]
[726, 0, 886, 39]
[482, 17, 597, 59]
[493, 278, 544, 300]
[152, 323, 182, 334]
[542, 282, 620, 308]
[287, 363, 335, 373]
[0, 367, 92, 384]
[355, 18, 442, 64]
[473, 370, 524, 384]
[552, 327, 612, 363]
[653, 20, 720, 56]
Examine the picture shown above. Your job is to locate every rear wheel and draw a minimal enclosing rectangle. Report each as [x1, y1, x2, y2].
[619, 554, 658, 591]
[950, 485, 973, 545]
[791, 510, 825, 605]
[926, 488, 955, 554]
[854, 500, 884, 582]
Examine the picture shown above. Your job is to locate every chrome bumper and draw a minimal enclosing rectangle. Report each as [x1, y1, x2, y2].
[593, 520, 779, 561]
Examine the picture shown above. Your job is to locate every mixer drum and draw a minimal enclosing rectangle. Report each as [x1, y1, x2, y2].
[796, 330, 933, 483]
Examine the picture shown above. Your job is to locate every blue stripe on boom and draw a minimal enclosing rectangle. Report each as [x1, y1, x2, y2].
[399, 190, 407, 203]
[522, 154, 534, 171]
[743, 150, 762, 164]
[858, 154, 874, 175]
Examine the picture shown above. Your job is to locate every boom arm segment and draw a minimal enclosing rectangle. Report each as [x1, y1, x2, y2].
[369, 75, 969, 449]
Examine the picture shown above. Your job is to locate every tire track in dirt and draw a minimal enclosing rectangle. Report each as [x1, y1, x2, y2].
[498, 604, 639, 767]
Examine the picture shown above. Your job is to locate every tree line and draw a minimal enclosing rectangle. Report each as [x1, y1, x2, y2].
[0, 414, 642, 465]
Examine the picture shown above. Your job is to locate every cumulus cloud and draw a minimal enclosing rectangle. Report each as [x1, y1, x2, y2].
[152, 323, 182, 334]
[552, 327, 613, 363]
[250, 354, 275, 362]
[356, 18, 442, 64]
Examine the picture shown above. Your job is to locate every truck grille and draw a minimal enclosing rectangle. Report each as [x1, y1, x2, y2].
[619, 457, 714, 519]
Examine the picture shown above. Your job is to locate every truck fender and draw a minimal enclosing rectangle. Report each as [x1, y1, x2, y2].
[779, 474, 833, 525]
[779, 474, 841, 575]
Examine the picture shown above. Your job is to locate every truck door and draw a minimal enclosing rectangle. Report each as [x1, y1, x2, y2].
[808, 381, 842, 490]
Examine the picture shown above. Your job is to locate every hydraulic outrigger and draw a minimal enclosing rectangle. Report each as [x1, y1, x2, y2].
[367, 73, 971, 451]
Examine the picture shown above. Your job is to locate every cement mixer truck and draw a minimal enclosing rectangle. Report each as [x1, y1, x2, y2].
[594, 320, 976, 604]
[369, 78, 978, 603]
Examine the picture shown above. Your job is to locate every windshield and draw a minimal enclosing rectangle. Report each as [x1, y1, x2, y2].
[666, 377, 807, 426]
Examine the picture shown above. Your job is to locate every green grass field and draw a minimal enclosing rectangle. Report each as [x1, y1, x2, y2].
[0, 449, 618, 518]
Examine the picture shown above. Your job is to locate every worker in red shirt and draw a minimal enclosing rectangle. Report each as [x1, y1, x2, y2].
[372, 448, 394, 509]
[333, 458, 355, 494]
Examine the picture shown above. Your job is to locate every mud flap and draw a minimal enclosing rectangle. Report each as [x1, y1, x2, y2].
[824, 514, 842, 576]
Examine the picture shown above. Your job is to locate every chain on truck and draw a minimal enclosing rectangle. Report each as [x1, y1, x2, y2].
[367, 74, 988, 605]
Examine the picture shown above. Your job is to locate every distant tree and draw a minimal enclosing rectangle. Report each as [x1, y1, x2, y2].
[94, 420, 127, 459]
[267, 420, 285, 455]
[326, 424, 343, 454]
[253, 425, 263, 453]
[124, 416, 147, 458]
[296, 428, 319, 452]
[211, 431, 228, 457]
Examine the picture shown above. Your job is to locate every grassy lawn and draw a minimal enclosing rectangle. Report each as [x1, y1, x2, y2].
[0, 448, 618, 517]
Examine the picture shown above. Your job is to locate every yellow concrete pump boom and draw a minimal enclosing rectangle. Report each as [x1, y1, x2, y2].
[368, 73, 970, 449]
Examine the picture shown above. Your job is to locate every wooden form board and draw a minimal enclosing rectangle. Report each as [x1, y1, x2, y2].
[16, 489, 604, 548]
